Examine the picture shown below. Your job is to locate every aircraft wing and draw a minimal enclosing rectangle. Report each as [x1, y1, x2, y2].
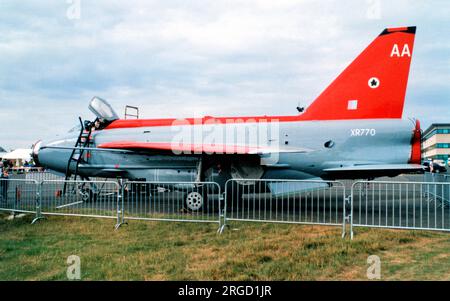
[323, 164, 425, 179]
[97, 141, 313, 155]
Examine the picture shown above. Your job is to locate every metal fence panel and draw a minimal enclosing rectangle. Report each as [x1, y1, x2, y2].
[224, 179, 347, 232]
[424, 172, 450, 185]
[351, 181, 450, 237]
[40, 180, 120, 219]
[9, 171, 64, 182]
[9, 171, 112, 183]
[423, 173, 450, 204]
[122, 181, 222, 225]
[0, 179, 39, 214]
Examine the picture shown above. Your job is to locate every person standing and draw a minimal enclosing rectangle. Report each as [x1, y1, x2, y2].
[0, 169, 9, 202]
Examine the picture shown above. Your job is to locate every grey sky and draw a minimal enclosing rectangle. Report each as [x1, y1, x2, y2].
[0, 0, 449, 150]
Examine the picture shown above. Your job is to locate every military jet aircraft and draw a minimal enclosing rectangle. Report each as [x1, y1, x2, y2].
[32, 26, 423, 210]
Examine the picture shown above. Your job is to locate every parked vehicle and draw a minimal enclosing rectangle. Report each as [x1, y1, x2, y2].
[423, 161, 447, 173]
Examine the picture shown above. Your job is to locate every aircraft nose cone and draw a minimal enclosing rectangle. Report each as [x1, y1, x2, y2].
[31, 140, 42, 167]
[32, 139, 75, 173]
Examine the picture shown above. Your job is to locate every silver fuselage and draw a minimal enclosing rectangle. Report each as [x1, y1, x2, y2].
[36, 118, 415, 182]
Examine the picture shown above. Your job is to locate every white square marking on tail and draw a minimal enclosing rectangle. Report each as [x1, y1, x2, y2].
[347, 100, 358, 110]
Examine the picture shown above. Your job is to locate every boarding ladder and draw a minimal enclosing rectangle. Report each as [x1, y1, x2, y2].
[63, 117, 94, 194]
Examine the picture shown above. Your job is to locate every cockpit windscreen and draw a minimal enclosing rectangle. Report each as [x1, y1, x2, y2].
[88, 96, 119, 121]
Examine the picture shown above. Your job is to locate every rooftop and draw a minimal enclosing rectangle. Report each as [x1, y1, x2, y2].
[422, 123, 450, 137]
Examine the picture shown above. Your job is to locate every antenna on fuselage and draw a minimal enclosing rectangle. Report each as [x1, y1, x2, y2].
[296, 102, 305, 113]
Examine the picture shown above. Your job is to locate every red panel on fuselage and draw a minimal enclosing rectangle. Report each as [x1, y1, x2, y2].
[98, 141, 260, 154]
[104, 115, 300, 130]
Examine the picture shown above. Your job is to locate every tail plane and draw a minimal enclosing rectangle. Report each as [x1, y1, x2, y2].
[300, 26, 416, 121]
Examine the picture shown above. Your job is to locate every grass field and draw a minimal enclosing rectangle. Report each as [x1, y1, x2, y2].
[1, 212, 450, 280]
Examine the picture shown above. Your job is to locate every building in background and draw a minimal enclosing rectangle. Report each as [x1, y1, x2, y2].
[422, 124, 450, 165]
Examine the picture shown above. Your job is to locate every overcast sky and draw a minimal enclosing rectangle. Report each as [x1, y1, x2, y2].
[1, 0, 449, 150]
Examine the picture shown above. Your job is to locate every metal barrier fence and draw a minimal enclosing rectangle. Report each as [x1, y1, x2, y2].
[3, 173, 450, 239]
[9, 171, 110, 183]
[424, 172, 450, 184]
[39, 180, 120, 223]
[423, 173, 450, 204]
[0, 179, 39, 215]
[224, 179, 347, 236]
[350, 180, 450, 238]
[9, 171, 64, 182]
[121, 181, 223, 230]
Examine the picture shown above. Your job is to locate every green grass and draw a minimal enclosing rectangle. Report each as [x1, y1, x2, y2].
[1, 212, 450, 280]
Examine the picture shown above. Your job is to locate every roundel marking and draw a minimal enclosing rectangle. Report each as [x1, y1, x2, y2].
[368, 77, 380, 89]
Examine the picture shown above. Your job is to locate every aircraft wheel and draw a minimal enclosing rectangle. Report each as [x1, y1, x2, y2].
[184, 187, 208, 212]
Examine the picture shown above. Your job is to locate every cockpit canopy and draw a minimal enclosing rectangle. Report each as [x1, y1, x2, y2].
[88, 96, 119, 121]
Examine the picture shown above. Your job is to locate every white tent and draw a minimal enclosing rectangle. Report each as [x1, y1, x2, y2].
[2, 149, 32, 161]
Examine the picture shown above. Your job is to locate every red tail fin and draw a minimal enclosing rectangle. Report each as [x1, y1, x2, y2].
[300, 26, 416, 121]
